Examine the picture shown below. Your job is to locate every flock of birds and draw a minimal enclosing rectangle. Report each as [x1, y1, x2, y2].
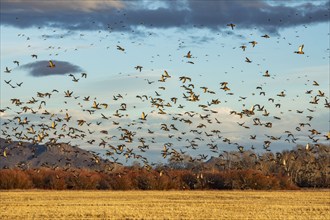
[1, 18, 329, 169]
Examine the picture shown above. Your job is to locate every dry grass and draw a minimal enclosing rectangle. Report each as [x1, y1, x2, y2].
[0, 190, 329, 219]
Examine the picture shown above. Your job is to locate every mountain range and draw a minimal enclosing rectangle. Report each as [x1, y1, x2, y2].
[0, 138, 121, 171]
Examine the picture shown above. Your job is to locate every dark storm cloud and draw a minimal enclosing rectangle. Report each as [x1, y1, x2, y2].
[20, 60, 82, 77]
[1, 0, 329, 33]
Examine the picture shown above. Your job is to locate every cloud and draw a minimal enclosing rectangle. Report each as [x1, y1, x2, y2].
[1, 0, 124, 12]
[0, 0, 329, 34]
[20, 60, 83, 77]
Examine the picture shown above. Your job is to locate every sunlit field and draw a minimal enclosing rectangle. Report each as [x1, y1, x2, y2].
[1, 190, 329, 219]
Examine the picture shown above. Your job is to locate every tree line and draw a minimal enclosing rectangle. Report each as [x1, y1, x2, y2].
[0, 144, 328, 190]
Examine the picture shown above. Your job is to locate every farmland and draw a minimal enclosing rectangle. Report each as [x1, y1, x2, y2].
[1, 190, 329, 219]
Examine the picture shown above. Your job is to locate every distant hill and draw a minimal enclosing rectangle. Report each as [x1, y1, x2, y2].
[0, 138, 121, 171]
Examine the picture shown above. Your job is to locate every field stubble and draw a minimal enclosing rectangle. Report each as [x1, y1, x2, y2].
[0, 190, 329, 219]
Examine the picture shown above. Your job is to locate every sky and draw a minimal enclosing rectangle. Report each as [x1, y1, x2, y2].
[0, 0, 329, 165]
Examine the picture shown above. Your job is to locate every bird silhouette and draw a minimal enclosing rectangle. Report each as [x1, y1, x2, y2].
[117, 45, 125, 51]
[227, 23, 236, 30]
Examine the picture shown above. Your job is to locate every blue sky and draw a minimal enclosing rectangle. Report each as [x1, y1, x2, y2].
[1, 0, 329, 164]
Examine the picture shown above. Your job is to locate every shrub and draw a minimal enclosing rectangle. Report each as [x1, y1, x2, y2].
[0, 169, 32, 189]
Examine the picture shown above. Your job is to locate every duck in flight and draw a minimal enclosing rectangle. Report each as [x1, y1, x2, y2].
[227, 23, 236, 30]
[48, 60, 55, 68]
[13, 60, 19, 66]
[184, 51, 192, 58]
[295, 45, 304, 54]
[135, 66, 143, 72]
[245, 57, 252, 63]
[249, 41, 258, 47]
[117, 45, 125, 51]
[140, 112, 147, 120]
[163, 70, 171, 78]
[263, 70, 270, 77]
[240, 45, 246, 51]
[4, 67, 11, 73]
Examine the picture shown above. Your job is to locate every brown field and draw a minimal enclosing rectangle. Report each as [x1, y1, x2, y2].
[0, 190, 329, 219]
